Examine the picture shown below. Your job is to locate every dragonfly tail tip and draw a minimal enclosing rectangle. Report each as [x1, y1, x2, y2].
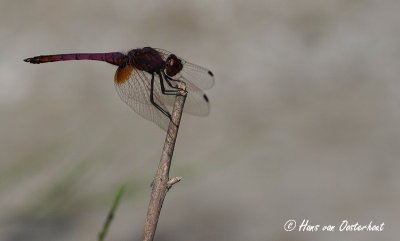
[24, 57, 39, 64]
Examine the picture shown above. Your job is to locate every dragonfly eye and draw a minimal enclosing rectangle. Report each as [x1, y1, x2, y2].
[167, 55, 179, 65]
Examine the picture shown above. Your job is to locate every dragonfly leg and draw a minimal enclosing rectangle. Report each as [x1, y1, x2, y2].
[161, 72, 187, 96]
[150, 73, 171, 119]
[157, 72, 180, 95]
[162, 72, 181, 90]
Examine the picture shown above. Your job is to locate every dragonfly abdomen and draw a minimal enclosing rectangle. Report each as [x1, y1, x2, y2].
[24, 52, 126, 66]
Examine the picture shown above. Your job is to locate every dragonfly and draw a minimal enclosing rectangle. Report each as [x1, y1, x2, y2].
[24, 47, 214, 131]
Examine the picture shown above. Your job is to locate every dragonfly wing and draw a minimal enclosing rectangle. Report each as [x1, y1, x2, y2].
[114, 66, 170, 131]
[155, 48, 215, 90]
[178, 61, 214, 90]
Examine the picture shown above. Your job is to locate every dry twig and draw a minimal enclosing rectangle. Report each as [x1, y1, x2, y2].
[142, 83, 187, 241]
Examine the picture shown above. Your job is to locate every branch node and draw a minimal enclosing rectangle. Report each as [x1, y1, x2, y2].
[167, 177, 182, 188]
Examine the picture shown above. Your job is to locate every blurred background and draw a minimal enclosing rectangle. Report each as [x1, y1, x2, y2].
[1, 0, 400, 240]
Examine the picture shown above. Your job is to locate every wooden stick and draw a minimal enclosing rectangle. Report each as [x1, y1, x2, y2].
[142, 83, 187, 241]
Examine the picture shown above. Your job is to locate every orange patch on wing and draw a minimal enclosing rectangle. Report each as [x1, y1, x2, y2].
[114, 65, 133, 84]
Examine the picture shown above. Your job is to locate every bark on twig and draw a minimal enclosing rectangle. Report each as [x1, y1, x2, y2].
[142, 83, 187, 241]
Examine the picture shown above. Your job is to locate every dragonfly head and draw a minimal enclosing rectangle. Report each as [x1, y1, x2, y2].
[165, 54, 183, 77]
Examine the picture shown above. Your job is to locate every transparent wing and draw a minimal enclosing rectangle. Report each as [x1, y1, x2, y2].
[115, 68, 170, 131]
[155, 48, 215, 90]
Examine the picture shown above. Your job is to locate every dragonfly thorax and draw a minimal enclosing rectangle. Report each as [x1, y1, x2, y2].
[128, 47, 164, 73]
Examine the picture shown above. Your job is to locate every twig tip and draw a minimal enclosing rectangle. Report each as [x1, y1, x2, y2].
[167, 177, 182, 188]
